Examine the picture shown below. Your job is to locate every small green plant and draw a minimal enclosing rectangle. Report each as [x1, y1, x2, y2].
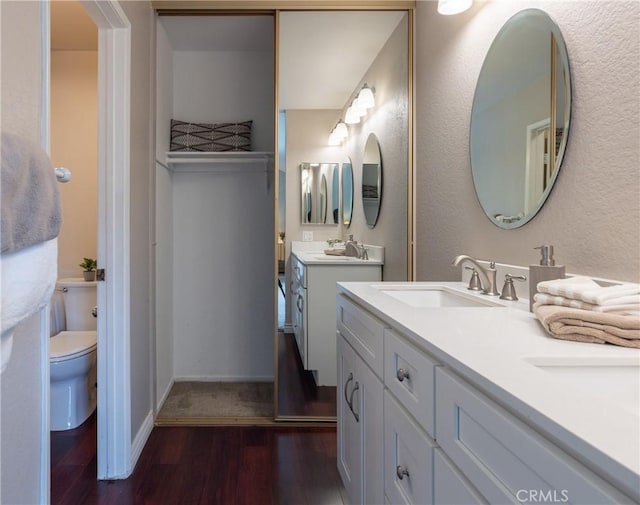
[79, 257, 97, 272]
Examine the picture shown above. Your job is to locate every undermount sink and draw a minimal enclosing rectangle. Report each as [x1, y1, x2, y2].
[375, 285, 503, 308]
[523, 355, 640, 416]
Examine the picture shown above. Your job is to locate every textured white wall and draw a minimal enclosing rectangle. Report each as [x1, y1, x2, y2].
[51, 51, 98, 279]
[416, 1, 640, 282]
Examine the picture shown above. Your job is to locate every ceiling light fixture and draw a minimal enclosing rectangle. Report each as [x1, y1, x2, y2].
[437, 0, 472, 15]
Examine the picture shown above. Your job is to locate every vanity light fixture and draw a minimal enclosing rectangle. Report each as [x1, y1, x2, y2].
[344, 105, 360, 125]
[328, 121, 348, 146]
[357, 85, 375, 109]
[437, 0, 472, 15]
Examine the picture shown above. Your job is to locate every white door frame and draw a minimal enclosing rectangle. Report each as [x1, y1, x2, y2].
[43, 0, 133, 482]
[81, 0, 132, 480]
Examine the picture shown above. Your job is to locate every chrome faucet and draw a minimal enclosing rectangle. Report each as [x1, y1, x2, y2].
[452, 255, 500, 296]
[345, 235, 361, 258]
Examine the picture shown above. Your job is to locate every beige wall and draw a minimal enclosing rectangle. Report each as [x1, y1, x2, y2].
[51, 51, 98, 278]
[416, 0, 640, 283]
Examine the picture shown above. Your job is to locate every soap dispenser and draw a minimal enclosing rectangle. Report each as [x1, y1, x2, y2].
[529, 245, 565, 312]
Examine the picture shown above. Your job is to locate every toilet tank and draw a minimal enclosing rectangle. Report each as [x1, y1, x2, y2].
[56, 278, 97, 331]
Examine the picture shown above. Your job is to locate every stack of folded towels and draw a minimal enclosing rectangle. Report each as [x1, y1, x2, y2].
[532, 276, 640, 348]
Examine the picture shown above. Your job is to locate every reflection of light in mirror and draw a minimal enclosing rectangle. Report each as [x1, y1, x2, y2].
[437, 0, 472, 15]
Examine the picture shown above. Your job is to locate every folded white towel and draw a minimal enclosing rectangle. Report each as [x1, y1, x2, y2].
[533, 292, 640, 316]
[1, 238, 58, 373]
[537, 276, 640, 307]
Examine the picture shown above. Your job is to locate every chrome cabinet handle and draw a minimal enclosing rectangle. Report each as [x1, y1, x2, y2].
[296, 295, 303, 313]
[396, 367, 410, 382]
[349, 381, 360, 423]
[344, 373, 354, 410]
[396, 465, 410, 480]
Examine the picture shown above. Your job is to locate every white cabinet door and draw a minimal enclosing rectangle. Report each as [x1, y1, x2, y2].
[337, 334, 385, 505]
[435, 368, 633, 505]
[433, 449, 487, 505]
[384, 392, 436, 505]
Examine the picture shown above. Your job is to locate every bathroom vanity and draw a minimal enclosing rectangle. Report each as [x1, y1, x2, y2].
[291, 249, 382, 386]
[336, 282, 640, 505]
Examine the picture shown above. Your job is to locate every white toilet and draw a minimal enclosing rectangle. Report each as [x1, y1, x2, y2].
[49, 278, 97, 431]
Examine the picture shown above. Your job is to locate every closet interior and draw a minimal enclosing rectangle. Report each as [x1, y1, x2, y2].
[154, 14, 276, 420]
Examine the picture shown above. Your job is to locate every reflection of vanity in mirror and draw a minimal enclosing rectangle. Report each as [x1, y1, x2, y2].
[470, 9, 571, 228]
[300, 162, 338, 225]
[277, 9, 412, 421]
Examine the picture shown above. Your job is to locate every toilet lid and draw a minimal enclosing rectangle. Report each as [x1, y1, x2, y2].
[50, 331, 97, 359]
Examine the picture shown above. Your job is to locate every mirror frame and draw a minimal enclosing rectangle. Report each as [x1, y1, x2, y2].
[470, 8, 571, 229]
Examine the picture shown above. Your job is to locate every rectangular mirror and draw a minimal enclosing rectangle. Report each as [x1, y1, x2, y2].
[300, 162, 339, 225]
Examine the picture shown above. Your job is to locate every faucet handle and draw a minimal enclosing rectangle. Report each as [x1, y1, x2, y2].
[499, 274, 527, 301]
[465, 266, 483, 291]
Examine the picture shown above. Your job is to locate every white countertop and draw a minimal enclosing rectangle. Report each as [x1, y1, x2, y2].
[293, 250, 384, 266]
[337, 281, 640, 500]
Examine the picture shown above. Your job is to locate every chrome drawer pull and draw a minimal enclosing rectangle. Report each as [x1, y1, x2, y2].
[396, 367, 410, 382]
[396, 465, 410, 480]
[344, 373, 354, 410]
[349, 381, 360, 423]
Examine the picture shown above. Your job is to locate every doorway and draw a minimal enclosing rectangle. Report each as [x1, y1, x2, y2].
[49, 2, 99, 495]
[44, 0, 132, 483]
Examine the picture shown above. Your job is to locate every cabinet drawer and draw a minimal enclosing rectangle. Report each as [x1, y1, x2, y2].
[435, 368, 633, 505]
[434, 449, 487, 505]
[337, 295, 387, 377]
[384, 329, 439, 438]
[384, 391, 436, 505]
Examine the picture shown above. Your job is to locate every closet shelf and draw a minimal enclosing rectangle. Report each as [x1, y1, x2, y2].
[163, 151, 274, 173]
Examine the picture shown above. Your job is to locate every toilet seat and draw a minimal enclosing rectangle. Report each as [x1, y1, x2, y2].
[50, 331, 97, 363]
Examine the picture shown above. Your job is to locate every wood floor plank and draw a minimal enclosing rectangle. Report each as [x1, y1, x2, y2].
[52, 421, 343, 505]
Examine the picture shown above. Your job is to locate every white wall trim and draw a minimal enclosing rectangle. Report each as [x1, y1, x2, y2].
[173, 375, 275, 383]
[130, 410, 154, 472]
[40, 3, 51, 502]
[156, 377, 175, 413]
[80, 0, 133, 480]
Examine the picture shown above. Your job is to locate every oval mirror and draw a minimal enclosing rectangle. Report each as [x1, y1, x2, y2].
[362, 133, 383, 228]
[470, 9, 571, 229]
[342, 159, 353, 227]
[320, 174, 328, 223]
[331, 164, 340, 224]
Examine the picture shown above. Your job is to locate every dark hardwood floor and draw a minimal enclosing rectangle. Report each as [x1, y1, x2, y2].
[51, 414, 344, 505]
[277, 332, 337, 418]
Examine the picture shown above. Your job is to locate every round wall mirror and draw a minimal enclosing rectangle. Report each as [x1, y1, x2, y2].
[342, 159, 354, 227]
[470, 9, 571, 229]
[362, 133, 383, 228]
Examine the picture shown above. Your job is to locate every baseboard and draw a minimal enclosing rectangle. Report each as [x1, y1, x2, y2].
[156, 378, 175, 413]
[283, 324, 293, 334]
[130, 410, 153, 473]
[173, 375, 274, 383]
